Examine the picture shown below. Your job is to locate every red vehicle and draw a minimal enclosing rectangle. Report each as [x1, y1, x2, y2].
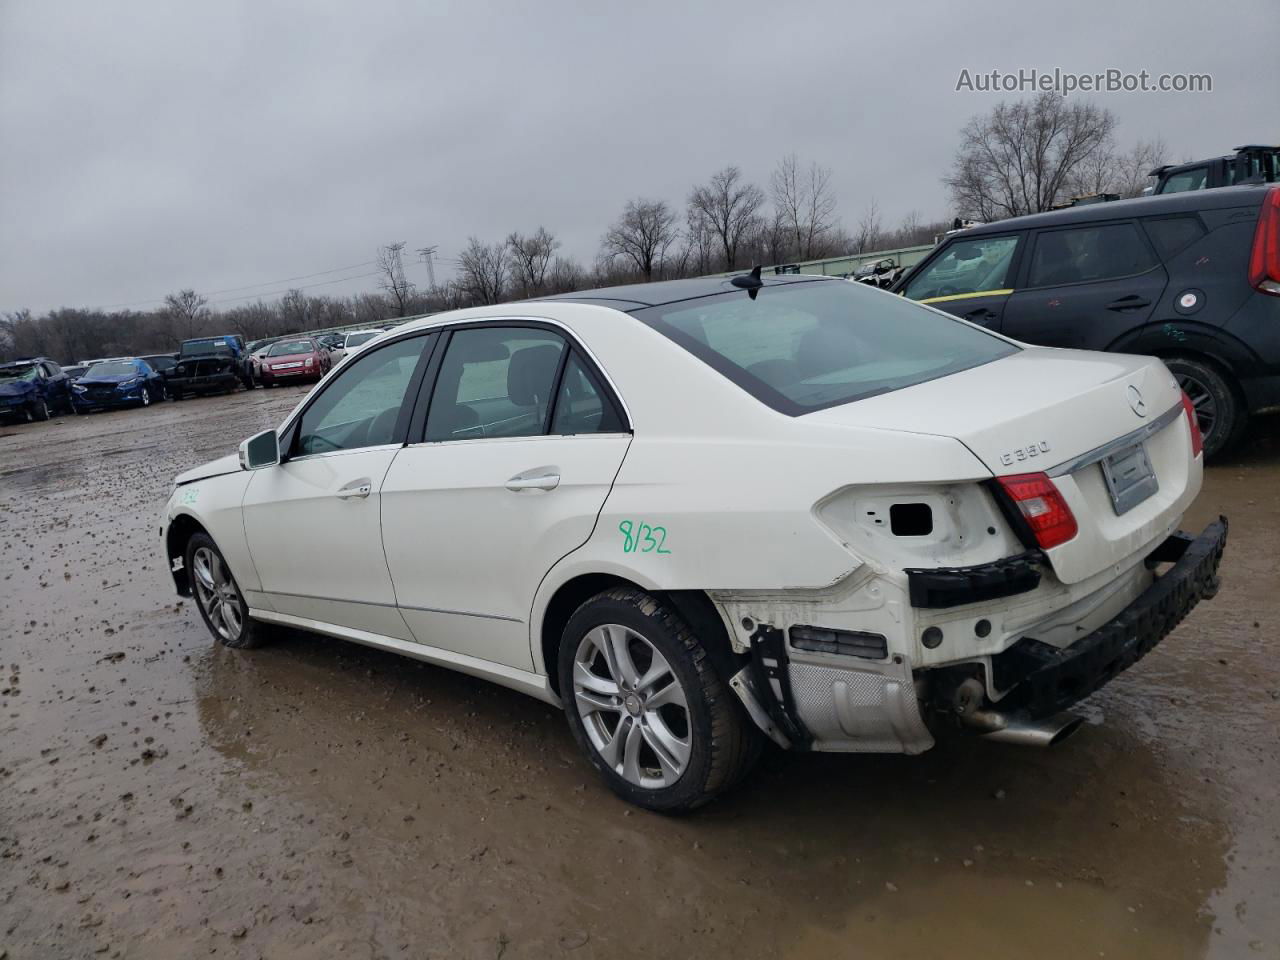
[257, 337, 331, 387]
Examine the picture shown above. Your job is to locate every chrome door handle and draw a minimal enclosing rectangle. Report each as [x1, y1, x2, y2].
[336, 479, 372, 500]
[506, 470, 560, 492]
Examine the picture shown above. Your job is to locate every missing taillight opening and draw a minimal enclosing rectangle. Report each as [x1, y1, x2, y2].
[996, 472, 1078, 550]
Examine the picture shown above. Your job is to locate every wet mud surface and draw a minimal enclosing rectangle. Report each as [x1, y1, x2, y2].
[1, 389, 1277, 959]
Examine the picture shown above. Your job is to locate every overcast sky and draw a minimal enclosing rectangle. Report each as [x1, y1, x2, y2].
[1, 0, 1275, 314]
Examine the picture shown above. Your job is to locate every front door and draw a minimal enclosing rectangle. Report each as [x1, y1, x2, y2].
[1001, 220, 1168, 351]
[242, 333, 436, 638]
[900, 233, 1023, 330]
[380, 324, 632, 669]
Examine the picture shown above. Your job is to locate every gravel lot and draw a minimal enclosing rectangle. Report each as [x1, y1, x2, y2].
[2, 387, 1277, 959]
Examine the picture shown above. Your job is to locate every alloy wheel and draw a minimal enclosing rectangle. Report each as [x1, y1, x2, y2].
[141, 388, 151, 407]
[1175, 372, 1217, 444]
[572, 623, 692, 789]
[191, 546, 244, 641]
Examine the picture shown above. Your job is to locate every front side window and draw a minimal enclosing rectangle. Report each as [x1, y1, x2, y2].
[295, 335, 430, 456]
[1027, 222, 1156, 287]
[425, 327, 566, 442]
[634, 280, 1018, 415]
[903, 235, 1019, 301]
[1158, 166, 1208, 193]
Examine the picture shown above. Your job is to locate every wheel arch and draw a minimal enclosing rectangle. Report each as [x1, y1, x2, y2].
[536, 572, 743, 698]
[165, 511, 210, 597]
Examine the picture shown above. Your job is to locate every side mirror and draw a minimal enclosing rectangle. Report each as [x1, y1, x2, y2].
[239, 430, 280, 471]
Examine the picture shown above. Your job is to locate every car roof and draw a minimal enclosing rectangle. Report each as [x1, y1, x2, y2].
[958, 183, 1272, 236]
[530, 273, 833, 310]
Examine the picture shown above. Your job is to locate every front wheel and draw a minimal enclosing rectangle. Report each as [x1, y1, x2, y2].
[1164, 356, 1245, 459]
[185, 533, 268, 649]
[558, 587, 762, 813]
[140, 388, 152, 408]
[30, 398, 50, 421]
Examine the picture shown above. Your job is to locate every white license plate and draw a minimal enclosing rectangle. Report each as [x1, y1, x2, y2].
[1101, 443, 1158, 515]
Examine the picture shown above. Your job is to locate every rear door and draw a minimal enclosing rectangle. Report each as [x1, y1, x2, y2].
[1001, 220, 1168, 350]
[900, 233, 1023, 330]
[380, 322, 631, 670]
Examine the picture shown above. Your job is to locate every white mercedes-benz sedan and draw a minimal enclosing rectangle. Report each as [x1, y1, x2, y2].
[161, 272, 1227, 811]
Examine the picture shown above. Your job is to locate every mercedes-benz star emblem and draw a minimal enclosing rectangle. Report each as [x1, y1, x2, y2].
[1127, 384, 1147, 418]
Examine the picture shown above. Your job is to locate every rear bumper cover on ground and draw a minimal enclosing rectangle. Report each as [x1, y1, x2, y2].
[989, 516, 1228, 718]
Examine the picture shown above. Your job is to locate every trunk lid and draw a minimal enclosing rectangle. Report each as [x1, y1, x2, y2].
[804, 347, 1200, 583]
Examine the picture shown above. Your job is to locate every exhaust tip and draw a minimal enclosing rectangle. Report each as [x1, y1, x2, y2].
[967, 710, 1086, 748]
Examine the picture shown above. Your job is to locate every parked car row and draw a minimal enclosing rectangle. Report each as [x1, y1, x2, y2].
[0, 327, 399, 426]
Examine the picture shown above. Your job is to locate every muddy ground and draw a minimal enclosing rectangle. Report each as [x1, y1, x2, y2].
[1, 386, 1277, 960]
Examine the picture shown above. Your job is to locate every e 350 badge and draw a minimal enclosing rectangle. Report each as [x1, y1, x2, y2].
[999, 441, 1051, 466]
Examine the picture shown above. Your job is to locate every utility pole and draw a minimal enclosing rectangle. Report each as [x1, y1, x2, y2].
[417, 245, 438, 289]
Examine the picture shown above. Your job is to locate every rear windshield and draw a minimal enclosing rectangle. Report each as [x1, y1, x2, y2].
[268, 340, 313, 357]
[632, 280, 1018, 415]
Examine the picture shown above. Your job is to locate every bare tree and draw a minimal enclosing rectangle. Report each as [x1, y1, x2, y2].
[945, 92, 1117, 220]
[687, 166, 766, 270]
[457, 237, 508, 305]
[602, 198, 678, 281]
[163, 289, 208, 341]
[771, 154, 839, 260]
[506, 227, 560, 297]
[1065, 136, 1170, 201]
[854, 199, 883, 253]
[376, 242, 416, 317]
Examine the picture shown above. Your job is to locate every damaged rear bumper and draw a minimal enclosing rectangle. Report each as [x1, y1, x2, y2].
[731, 518, 1227, 752]
[983, 516, 1227, 719]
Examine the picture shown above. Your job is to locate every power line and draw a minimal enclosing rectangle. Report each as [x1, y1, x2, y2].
[96, 258, 384, 309]
[208, 270, 383, 306]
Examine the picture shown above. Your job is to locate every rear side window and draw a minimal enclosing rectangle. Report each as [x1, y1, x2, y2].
[903, 235, 1019, 301]
[1026, 223, 1156, 287]
[1143, 216, 1206, 260]
[551, 353, 624, 435]
[1158, 166, 1208, 193]
[633, 281, 1018, 416]
[424, 327, 566, 441]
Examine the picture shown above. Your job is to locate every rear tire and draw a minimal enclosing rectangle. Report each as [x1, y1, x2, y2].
[185, 533, 269, 649]
[1164, 356, 1245, 459]
[558, 587, 762, 813]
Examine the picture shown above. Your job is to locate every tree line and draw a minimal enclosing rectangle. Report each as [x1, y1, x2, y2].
[3, 93, 1164, 364]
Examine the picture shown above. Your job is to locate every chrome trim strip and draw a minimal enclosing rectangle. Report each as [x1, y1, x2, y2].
[398, 603, 522, 624]
[1048, 402, 1183, 477]
[248, 608, 558, 706]
[262, 589, 522, 623]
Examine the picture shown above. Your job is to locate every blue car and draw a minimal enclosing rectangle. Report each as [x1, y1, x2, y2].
[0, 357, 73, 422]
[71, 358, 167, 413]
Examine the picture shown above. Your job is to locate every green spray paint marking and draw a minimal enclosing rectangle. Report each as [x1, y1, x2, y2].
[179, 487, 199, 506]
[619, 520, 671, 554]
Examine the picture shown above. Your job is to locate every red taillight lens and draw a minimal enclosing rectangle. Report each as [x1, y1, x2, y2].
[1180, 389, 1204, 457]
[1248, 185, 1280, 296]
[997, 472, 1078, 550]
